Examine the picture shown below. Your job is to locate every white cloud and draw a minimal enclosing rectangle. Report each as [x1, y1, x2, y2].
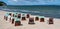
[12, 0, 18, 2]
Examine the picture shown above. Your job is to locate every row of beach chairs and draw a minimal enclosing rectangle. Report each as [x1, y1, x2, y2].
[4, 12, 54, 26]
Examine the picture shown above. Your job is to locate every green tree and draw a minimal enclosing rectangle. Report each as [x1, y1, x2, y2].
[0, 1, 7, 6]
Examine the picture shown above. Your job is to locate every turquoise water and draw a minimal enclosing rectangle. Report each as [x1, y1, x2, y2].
[0, 5, 60, 18]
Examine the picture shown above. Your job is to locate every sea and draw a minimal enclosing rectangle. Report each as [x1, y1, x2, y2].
[0, 5, 60, 18]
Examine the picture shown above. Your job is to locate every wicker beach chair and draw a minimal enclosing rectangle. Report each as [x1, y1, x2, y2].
[40, 16, 45, 22]
[48, 18, 54, 24]
[26, 14, 30, 18]
[4, 13, 9, 21]
[17, 14, 21, 18]
[11, 18, 14, 24]
[35, 17, 39, 21]
[28, 17, 35, 24]
[14, 18, 22, 26]
[21, 13, 26, 20]
[13, 12, 18, 17]
[22, 17, 26, 20]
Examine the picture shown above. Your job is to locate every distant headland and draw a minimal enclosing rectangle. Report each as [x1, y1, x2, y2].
[0, 1, 7, 6]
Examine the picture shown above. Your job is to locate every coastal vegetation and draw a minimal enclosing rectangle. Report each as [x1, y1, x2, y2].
[0, 1, 7, 6]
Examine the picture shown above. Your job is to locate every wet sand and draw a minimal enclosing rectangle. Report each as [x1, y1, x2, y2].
[0, 10, 60, 29]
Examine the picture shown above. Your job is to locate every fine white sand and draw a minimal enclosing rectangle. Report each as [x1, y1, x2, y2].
[0, 10, 60, 29]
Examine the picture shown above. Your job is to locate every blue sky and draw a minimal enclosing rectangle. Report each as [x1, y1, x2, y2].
[1, 0, 60, 5]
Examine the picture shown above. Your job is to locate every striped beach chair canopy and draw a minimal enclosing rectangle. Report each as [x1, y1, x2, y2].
[13, 12, 18, 15]
[39, 16, 45, 18]
[15, 17, 20, 21]
[5, 12, 11, 16]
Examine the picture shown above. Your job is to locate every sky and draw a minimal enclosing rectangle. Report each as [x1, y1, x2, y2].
[1, 0, 60, 5]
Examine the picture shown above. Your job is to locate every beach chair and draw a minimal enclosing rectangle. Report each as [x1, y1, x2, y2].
[11, 17, 15, 24]
[4, 13, 8, 19]
[40, 18, 44, 22]
[4, 15, 7, 20]
[9, 13, 12, 16]
[11, 18, 14, 24]
[8, 15, 11, 22]
[48, 18, 54, 24]
[40, 16, 45, 22]
[9, 17, 11, 22]
[21, 13, 26, 20]
[15, 21, 21, 26]
[14, 18, 22, 26]
[7, 12, 12, 16]
[4, 14, 9, 21]
[26, 14, 30, 18]
[22, 17, 26, 20]
[35, 17, 39, 21]
[4, 12, 12, 21]
[28, 18, 35, 24]
[12, 14, 14, 17]
[4, 16, 5, 19]
[13, 12, 18, 17]
[17, 14, 21, 18]
[6, 17, 8, 21]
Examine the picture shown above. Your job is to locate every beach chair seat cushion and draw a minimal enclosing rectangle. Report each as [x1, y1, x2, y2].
[22, 17, 26, 20]
[28, 18, 35, 24]
[15, 21, 21, 26]
[35, 17, 39, 21]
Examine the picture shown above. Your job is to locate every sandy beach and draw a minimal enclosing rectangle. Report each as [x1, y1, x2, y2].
[0, 10, 60, 29]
